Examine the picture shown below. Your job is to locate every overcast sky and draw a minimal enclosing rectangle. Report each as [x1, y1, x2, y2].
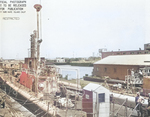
[0, 0, 150, 59]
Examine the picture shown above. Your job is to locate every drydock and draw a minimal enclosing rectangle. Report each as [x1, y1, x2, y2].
[1, 1, 150, 117]
[0, 72, 85, 117]
[0, 3, 86, 117]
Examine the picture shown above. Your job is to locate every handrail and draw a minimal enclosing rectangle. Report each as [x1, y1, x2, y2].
[114, 99, 127, 116]
[128, 103, 139, 117]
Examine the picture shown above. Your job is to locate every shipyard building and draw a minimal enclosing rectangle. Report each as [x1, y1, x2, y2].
[100, 43, 150, 59]
[93, 54, 150, 80]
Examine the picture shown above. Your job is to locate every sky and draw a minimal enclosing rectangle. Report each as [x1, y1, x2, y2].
[0, 0, 150, 59]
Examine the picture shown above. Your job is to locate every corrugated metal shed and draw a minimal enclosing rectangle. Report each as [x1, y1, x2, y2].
[94, 54, 150, 65]
[83, 83, 110, 117]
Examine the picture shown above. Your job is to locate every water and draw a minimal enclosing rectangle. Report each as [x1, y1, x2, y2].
[56, 65, 93, 80]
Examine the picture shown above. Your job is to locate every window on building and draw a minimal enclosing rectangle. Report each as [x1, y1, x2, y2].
[97, 67, 99, 71]
[104, 68, 107, 72]
[29, 60, 32, 68]
[99, 93, 105, 103]
[85, 94, 90, 99]
[123, 52, 126, 54]
[114, 68, 117, 73]
[117, 53, 120, 55]
[145, 51, 148, 54]
[130, 52, 134, 54]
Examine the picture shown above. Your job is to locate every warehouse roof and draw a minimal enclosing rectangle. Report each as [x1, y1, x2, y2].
[94, 54, 150, 65]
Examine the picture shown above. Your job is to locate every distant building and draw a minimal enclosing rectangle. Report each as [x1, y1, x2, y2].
[0, 60, 24, 69]
[56, 58, 65, 63]
[45, 59, 54, 66]
[0, 59, 3, 68]
[100, 43, 150, 59]
[93, 54, 150, 80]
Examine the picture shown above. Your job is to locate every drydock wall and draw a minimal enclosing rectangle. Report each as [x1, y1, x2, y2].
[0, 77, 53, 117]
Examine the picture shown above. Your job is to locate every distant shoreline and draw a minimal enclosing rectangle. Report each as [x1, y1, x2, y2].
[54, 62, 93, 67]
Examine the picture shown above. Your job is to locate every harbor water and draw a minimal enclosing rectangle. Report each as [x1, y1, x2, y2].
[56, 65, 93, 80]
